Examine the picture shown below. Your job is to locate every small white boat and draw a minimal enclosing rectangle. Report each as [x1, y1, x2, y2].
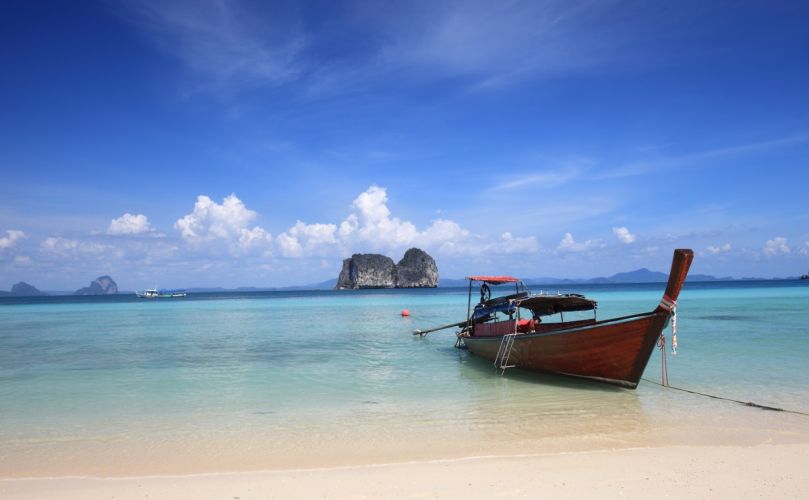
[136, 288, 187, 298]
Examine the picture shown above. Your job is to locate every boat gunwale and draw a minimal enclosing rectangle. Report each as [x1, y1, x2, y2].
[461, 310, 662, 342]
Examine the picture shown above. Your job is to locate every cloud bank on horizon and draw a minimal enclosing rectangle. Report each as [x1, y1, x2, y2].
[2, 184, 807, 289]
[1, 1, 808, 288]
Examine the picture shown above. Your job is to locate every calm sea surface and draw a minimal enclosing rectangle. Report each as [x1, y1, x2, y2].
[2, 281, 809, 476]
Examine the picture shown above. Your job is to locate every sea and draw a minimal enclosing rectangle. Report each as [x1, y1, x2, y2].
[2, 281, 808, 477]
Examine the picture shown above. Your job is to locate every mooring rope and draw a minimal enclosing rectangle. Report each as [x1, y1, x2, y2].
[647, 306, 809, 417]
[641, 377, 809, 417]
[656, 334, 669, 387]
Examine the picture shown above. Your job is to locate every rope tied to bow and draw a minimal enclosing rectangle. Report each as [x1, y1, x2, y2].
[657, 333, 669, 387]
[659, 294, 678, 355]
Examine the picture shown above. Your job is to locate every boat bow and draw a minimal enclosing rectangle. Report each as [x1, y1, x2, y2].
[654, 249, 694, 315]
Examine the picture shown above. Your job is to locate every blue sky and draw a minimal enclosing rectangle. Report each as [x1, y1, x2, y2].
[1, 1, 808, 290]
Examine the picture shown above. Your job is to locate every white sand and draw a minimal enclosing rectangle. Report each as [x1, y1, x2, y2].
[2, 443, 807, 499]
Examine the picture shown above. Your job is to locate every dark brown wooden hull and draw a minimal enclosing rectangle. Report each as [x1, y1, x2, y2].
[461, 311, 669, 388]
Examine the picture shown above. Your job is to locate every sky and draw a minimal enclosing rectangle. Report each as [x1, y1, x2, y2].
[1, 0, 808, 290]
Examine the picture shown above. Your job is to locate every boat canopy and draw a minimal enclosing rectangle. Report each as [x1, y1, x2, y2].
[516, 294, 597, 317]
[465, 275, 520, 284]
[472, 301, 517, 321]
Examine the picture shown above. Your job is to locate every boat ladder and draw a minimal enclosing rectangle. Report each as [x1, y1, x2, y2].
[494, 333, 517, 374]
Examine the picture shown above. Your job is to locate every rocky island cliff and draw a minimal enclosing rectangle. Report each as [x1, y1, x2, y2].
[74, 275, 118, 295]
[336, 248, 438, 289]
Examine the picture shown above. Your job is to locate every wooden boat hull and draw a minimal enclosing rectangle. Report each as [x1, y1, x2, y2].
[424, 249, 694, 389]
[461, 311, 669, 388]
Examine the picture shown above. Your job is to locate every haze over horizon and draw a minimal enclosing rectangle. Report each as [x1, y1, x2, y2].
[2, 1, 808, 290]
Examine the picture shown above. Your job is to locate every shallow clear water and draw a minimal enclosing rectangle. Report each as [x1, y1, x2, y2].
[1, 282, 808, 476]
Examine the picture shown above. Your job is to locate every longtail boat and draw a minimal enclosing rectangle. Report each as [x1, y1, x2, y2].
[414, 249, 693, 388]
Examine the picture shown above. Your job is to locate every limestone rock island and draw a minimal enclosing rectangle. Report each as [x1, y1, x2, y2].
[395, 248, 439, 287]
[336, 247, 438, 289]
[74, 275, 119, 295]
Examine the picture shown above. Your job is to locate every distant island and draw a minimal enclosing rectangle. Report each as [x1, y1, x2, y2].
[2, 267, 805, 298]
[438, 268, 733, 287]
[0, 282, 48, 297]
[74, 275, 118, 295]
[0, 276, 119, 297]
[336, 248, 438, 289]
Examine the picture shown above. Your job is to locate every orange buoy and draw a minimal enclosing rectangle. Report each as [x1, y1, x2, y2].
[401, 309, 411, 317]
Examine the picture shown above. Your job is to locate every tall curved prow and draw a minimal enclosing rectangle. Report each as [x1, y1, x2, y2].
[619, 248, 694, 386]
[655, 249, 694, 315]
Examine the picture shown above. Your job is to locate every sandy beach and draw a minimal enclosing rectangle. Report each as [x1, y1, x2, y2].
[2, 443, 807, 499]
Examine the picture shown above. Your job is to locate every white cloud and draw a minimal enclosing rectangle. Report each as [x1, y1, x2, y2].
[0, 230, 25, 249]
[108, 213, 153, 235]
[276, 221, 338, 257]
[422, 219, 471, 250]
[175, 194, 271, 253]
[340, 186, 522, 256]
[238, 226, 272, 251]
[276, 232, 304, 258]
[490, 232, 539, 254]
[349, 185, 419, 246]
[556, 232, 602, 253]
[800, 242, 809, 256]
[763, 237, 790, 257]
[268, 186, 540, 258]
[612, 226, 636, 244]
[706, 243, 732, 255]
[338, 213, 359, 239]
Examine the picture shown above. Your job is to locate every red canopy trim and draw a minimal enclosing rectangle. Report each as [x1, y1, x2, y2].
[465, 275, 520, 284]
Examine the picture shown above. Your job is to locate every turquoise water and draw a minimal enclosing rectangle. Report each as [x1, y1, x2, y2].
[1, 282, 809, 476]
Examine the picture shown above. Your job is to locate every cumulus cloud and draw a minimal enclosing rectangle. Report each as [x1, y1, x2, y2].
[800, 242, 809, 256]
[108, 213, 153, 235]
[490, 232, 539, 254]
[344, 186, 419, 247]
[340, 186, 540, 256]
[24, 187, 540, 281]
[556, 232, 602, 253]
[0, 230, 25, 249]
[612, 226, 636, 244]
[270, 186, 539, 258]
[175, 194, 271, 253]
[335, 186, 450, 251]
[706, 243, 732, 255]
[762, 237, 790, 257]
[421, 219, 472, 253]
[276, 221, 338, 258]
